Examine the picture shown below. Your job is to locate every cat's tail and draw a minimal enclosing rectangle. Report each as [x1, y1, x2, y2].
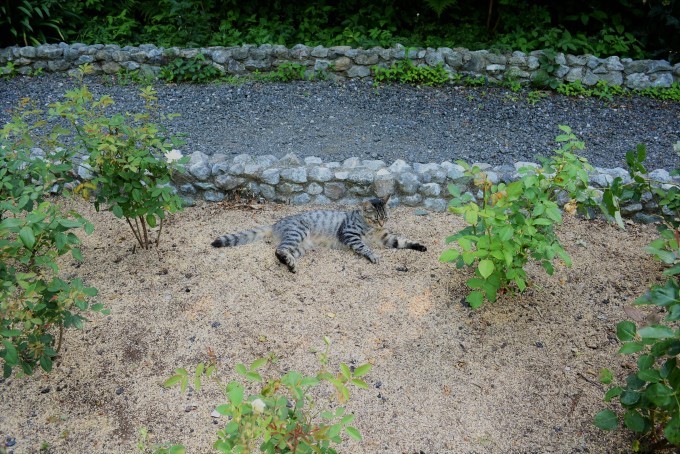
[211, 226, 273, 248]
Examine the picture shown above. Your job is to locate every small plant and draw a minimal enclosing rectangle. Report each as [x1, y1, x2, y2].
[532, 49, 560, 89]
[556, 80, 592, 97]
[463, 75, 487, 87]
[372, 58, 449, 86]
[440, 125, 596, 307]
[137, 427, 185, 454]
[0, 99, 106, 378]
[49, 65, 189, 250]
[164, 337, 371, 453]
[526, 90, 548, 105]
[160, 54, 223, 84]
[1, 61, 16, 78]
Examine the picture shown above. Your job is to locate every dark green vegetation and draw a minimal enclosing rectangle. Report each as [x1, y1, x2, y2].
[594, 146, 680, 452]
[1, 1, 678, 61]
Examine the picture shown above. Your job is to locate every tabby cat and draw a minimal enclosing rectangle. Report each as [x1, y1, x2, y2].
[211, 197, 427, 272]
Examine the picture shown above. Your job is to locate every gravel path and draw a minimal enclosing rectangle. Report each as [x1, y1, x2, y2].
[2, 75, 679, 169]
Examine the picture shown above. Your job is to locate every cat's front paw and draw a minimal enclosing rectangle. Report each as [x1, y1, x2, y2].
[410, 243, 427, 252]
[368, 254, 380, 264]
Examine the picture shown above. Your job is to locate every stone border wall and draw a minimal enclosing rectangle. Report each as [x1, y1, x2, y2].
[2, 43, 679, 89]
[169, 150, 675, 223]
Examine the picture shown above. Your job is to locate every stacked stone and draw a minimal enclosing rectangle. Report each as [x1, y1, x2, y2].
[1, 43, 679, 88]
[169, 151, 678, 222]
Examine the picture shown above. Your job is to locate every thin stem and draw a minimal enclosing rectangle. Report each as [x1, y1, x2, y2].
[125, 217, 144, 248]
[156, 217, 164, 248]
[56, 323, 64, 353]
[140, 216, 149, 249]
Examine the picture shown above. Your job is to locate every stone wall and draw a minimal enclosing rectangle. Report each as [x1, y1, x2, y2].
[173, 150, 675, 222]
[1, 43, 679, 89]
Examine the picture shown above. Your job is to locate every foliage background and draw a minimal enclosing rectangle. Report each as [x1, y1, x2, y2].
[1, 0, 678, 61]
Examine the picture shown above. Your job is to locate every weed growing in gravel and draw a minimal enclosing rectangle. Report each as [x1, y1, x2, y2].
[372, 59, 449, 86]
[557, 80, 680, 102]
[160, 54, 223, 84]
[440, 125, 597, 307]
[526, 90, 549, 105]
[0, 99, 106, 378]
[49, 65, 189, 250]
[595, 145, 680, 451]
[164, 337, 371, 452]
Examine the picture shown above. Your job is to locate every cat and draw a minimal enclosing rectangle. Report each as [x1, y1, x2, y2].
[211, 197, 427, 272]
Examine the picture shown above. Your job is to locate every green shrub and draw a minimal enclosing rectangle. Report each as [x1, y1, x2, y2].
[440, 125, 596, 307]
[160, 54, 223, 84]
[164, 337, 371, 452]
[372, 59, 449, 86]
[594, 143, 680, 450]
[49, 66, 189, 250]
[0, 100, 105, 378]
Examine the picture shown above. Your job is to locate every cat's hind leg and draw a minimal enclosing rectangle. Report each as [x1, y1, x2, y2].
[274, 230, 309, 273]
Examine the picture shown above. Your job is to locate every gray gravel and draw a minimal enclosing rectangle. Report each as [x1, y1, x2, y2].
[1, 74, 679, 169]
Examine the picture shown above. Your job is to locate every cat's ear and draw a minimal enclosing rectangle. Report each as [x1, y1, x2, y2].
[361, 200, 374, 211]
[381, 194, 391, 206]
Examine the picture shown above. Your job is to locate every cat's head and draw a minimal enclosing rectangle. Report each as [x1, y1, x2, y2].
[361, 196, 390, 227]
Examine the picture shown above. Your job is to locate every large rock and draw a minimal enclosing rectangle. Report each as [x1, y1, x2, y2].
[188, 151, 211, 180]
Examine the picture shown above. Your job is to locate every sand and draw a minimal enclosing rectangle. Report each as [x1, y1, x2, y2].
[0, 197, 668, 453]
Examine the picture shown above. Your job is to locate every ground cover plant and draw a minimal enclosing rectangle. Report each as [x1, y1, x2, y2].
[165, 337, 371, 453]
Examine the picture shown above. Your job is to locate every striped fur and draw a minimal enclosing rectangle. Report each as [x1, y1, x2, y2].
[211, 197, 427, 272]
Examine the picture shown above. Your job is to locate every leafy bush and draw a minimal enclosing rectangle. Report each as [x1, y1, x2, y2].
[372, 59, 450, 86]
[160, 54, 223, 84]
[49, 66, 189, 249]
[440, 125, 596, 307]
[594, 143, 680, 450]
[164, 337, 371, 452]
[0, 101, 105, 378]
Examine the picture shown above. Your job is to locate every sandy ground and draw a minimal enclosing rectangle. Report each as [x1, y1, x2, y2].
[0, 197, 668, 453]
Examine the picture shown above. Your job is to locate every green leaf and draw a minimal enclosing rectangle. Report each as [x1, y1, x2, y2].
[466, 291, 484, 309]
[646, 383, 674, 407]
[623, 410, 648, 433]
[19, 226, 35, 249]
[616, 321, 637, 341]
[599, 369, 613, 384]
[353, 363, 372, 378]
[620, 390, 641, 406]
[478, 259, 494, 279]
[111, 204, 123, 218]
[340, 363, 351, 380]
[234, 363, 247, 376]
[345, 426, 362, 441]
[664, 417, 680, 444]
[638, 325, 675, 340]
[637, 355, 655, 370]
[637, 369, 660, 383]
[439, 248, 460, 263]
[227, 385, 244, 405]
[604, 386, 623, 402]
[250, 357, 267, 371]
[1, 329, 22, 337]
[350, 378, 369, 389]
[146, 214, 157, 228]
[163, 375, 183, 388]
[594, 410, 618, 430]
